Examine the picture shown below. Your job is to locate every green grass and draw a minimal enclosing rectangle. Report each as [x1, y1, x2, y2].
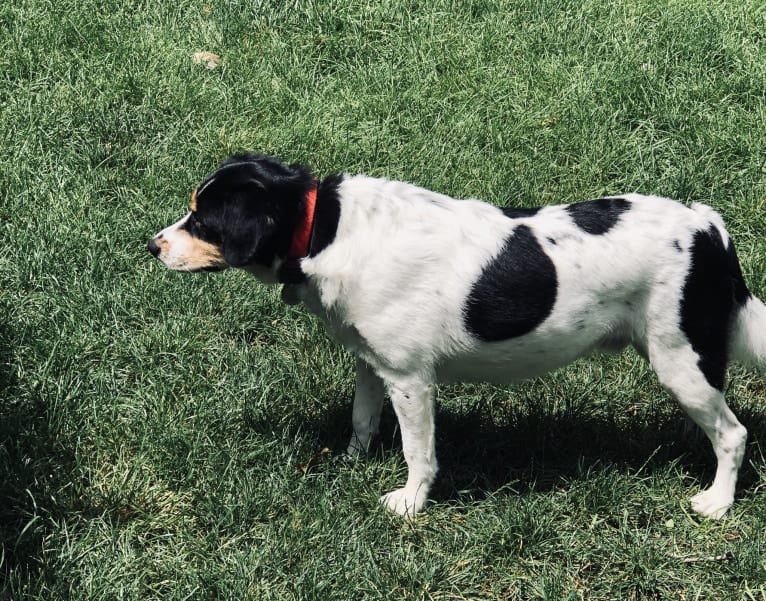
[2, 0, 766, 598]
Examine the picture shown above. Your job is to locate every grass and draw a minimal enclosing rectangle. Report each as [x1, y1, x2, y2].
[1, 0, 766, 598]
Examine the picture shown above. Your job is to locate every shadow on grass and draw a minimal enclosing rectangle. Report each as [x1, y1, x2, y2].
[260, 382, 765, 508]
[0, 319, 75, 593]
[428, 399, 765, 505]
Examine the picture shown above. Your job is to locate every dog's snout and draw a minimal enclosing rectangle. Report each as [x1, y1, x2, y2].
[148, 237, 162, 258]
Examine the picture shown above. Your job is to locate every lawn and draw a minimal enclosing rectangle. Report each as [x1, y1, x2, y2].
[1, 0, 766, 598]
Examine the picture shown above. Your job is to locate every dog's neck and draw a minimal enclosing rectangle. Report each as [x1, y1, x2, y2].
[278, 181, 320, 285]
[276, 173, 342, 288]
[288, 182, 319, 261]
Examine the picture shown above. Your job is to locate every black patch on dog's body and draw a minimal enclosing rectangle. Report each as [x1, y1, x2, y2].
[279, 173, 344, 284]
[501, 206, 540, 219]
[680, 225, 751, 390]
[465, 225, 558, 341]
[309, 173, 343, 257]
[566, 197, 631, 235]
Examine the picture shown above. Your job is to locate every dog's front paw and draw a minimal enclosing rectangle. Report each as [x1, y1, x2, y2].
[690, 489, 733, 519]
[380, 487, 426, 518]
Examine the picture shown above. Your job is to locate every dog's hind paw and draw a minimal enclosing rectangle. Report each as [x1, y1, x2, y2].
[690, 489, 733, 519]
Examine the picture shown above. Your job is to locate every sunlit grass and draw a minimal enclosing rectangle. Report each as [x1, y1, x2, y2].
[1, 0, 765, 598]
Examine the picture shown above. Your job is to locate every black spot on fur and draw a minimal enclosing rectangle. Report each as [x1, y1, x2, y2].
[309, 173, 342, 258]
[566, 197, 631, 235]
[680, 225, 751, 390]
[501, 206, 540, 218]
[547, 237, 557, 245]
[727, 238, 752, 306]
[465, 225, 557, 341]
[673, 239, 682, 253]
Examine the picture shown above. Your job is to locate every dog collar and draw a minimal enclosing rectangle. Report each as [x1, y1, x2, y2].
[288, 182, 318, 260]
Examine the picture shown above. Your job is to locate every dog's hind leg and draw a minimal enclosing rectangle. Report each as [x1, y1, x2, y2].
[379, 375, 437, 517]
[648, 342, 747, 519]
[347, 358, 385, 456]
[641, 223, 751, 517]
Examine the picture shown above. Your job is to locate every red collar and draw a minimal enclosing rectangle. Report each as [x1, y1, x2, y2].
[288, 183, 318, 259]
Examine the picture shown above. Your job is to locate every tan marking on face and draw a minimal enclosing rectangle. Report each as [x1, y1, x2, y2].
[190, 188, 198, 212]
[152, 213, 227, 271]
[174, 230, 226, 271]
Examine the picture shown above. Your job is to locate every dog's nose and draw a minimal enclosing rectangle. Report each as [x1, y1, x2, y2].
[147, 237, 162, 258]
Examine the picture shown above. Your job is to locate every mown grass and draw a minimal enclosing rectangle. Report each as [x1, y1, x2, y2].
[1, 0, 766, 598]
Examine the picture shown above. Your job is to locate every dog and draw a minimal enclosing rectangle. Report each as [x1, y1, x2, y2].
[149, 153, 766, 519]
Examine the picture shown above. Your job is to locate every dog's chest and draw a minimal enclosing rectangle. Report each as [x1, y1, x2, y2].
[296, 284, 372, 355]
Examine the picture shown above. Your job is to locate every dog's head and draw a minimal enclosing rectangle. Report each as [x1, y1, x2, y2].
[148, 154, 314, 281]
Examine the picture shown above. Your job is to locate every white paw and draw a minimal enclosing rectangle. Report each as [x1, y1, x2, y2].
[380, 487, 426, 518]
[690, 489, 733, 519]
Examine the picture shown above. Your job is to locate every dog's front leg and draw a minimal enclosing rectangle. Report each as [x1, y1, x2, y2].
[380, 377, 437, 517]
[346, 358, 385, 456]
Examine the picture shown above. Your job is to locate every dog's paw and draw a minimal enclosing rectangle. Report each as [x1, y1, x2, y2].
[380, 487, 426, 518]
[690, 489, 733, 519]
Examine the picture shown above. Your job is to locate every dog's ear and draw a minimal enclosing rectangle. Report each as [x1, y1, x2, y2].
[222, 211, 271, 268]
[218, 180, 277, 268]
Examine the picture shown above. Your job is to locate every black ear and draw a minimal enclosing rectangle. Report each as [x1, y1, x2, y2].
[222, 212, 264, 267]
[221, 200, 279, 268]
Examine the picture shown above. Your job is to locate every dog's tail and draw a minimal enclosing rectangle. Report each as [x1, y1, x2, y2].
[731, 294, 766, 369]
[688, 203, 766, 369]
[728, 236, 766, 369]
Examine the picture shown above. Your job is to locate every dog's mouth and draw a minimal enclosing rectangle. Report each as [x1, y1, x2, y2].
[148, 245, 228, 273]
[163, 261, 227, 273]
[195, 264, 226, 273]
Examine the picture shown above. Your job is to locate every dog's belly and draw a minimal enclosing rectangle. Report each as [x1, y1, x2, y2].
[436, 350, 582, 384]
[435, 331, 626, 384]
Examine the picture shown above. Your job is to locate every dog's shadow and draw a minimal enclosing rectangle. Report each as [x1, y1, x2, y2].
[299, 383, 765, 506]
[430, 401, 764, 504]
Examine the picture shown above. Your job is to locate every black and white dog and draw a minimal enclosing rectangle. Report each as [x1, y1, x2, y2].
[149, 153, 766, 519]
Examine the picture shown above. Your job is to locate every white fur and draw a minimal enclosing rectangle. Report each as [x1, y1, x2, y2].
[154, 213, 195, 270]
[282, 178, 764, 519]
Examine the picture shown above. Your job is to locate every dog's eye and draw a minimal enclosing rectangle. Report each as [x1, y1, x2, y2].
[186, 213, 210, 237]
